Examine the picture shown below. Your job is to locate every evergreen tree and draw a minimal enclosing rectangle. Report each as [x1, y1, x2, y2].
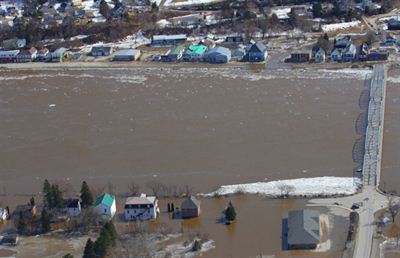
[312, 3, 323, 18]
[41, 209, 51, 233]
[80, 181, 94, 208]
[83, 239, 96, 258]
[43, 179, 53, 208]
[17, 211, 26, 234]
[51, 184, 64, 209]
[94, 231, 111, 258]
[224, 201, 236, 221]
[30, 196, 35, 206]
[104, 221, 117, 246]
[62, 254, 74, 258]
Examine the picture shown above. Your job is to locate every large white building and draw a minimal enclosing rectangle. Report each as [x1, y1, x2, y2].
[124, 194, 159, 221]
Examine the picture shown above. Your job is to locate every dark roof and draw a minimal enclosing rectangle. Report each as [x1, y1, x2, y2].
[288, 210, 320, 245]
[181, 196, 200, 209]
[65, 199, 80, 208]
[249, 41, 266, 53]
[91, 46, 112, 52]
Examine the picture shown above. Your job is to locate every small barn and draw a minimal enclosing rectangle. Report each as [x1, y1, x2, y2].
[287, 210, 320, 250]
[202, 47, 231, 64]
[113, 49, 141, 61]
[181, 196, 201, 219]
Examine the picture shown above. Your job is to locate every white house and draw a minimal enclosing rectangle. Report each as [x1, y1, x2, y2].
[65, 199, 81, 217]
[95, 193, 116, 220]
[124, 194, 159, 221]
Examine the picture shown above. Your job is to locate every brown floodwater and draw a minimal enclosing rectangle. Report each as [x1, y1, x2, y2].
[0, 65, 368, 257]
[381, 68, 400, 193]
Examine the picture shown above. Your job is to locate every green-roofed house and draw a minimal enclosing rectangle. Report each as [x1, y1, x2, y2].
[182, 44, 208, 62]
[95, 193, 116, 219]
[161, 45, 185, 62]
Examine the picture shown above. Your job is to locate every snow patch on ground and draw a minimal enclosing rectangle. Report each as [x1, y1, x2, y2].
[200, 177, 361, 197]
[155, 239, 215, 258]
[164, 0, 224, 7]
[322, 21, 362, 32]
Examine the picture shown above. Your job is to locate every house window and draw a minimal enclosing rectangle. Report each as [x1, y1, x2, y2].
[104, 209, 107, 213]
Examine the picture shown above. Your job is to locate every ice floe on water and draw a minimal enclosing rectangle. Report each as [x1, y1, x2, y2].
[200, 177, 361, 198]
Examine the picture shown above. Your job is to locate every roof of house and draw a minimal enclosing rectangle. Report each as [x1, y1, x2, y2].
[288, 209, 320, 245]
[95, 193, 115, 207]
[249, 41, 267, 53]
[181, 196, 200, 209]
[152, 34, 187, 41]
[114, 49, 140, 56]
[91, 46, 113, 52]
[185, 45, 208, 55]
[205, 47, 231, 56]
[291, 49, 311, 54]
[125, 195, 156, 206]
[65, 199, 80, 208]
[169, 45, 185, 55]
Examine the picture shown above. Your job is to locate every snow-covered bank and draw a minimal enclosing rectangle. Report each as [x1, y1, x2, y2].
[201, 177, 361, 198]
[322, 21, 362, 32]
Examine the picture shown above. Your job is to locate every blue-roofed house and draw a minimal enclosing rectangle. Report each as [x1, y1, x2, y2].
[244, 41, 268, 62]
[202, 47, 231, 64]
[95, 193, 116, 219]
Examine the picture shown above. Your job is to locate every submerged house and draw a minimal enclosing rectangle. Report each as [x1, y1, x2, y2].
[151, 34, 187, 46]
[202, 47, 231, 64]
[287, 210, 320, 250]
[15, 47, 37, 63]
[0, 50, 19, 63]
[65, 199, 81, 217]
[290, 50, 311, 63]
[181, 196, 201, 218]
[113, 49, 141, 61]
[314, 48, 326, 63]
[342, 44, 356, 62]
[357, 43, 369, 61]
[161, 45, 185, 62]
[244, 41, 267, 62]
[182, 44, 208, 62]
[95, 193, 116, 219]
[124, 194, 159, 221]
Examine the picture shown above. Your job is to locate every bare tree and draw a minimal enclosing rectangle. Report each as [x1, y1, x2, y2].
[387, 193, 400, 223]
[128, 182, 141, 196]
[146, 180, 164, 197]
[277, 183, 295, 198]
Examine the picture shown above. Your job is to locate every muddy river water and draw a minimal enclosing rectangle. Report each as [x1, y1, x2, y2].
[0, 65, 373, 257]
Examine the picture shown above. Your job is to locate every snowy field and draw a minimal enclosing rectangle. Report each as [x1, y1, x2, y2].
[322, 21, 362, 32]
[201, 177, 361, 197]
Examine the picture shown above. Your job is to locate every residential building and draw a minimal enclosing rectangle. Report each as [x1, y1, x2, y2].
[113, 49, 141, 61]
[161, 45, 185, 62]
[314, 48, 326, 63]
[202, 47, 231, 64]
[287, 210, 320, 250]
[51, 47, 69, 62]
[0, 234, 18, 246]
[368, 50, 389, 61]
[342, 44, 356, 62]
[181, 196, 200, 219]
[290, 50, 311, 63]
[224, 35, 243, 44]
[245, 41, 268, 62]
[357, 43, 369, 61]
[232, 48, 246, 59]
[0, 208, 8, 221]
[95, 193, 116, 220]
[388, 19, 400, 30]
[64, 199, 81, 217]
[330, 48, 343, 62]
[151, 34, 187, 46]
[15, 47, 37, 63]
[0, 50, 19, 63]
[124, 194, 159, 221]
[182, 44, 208, 62]
[90, 46, 113, 57]
[37, 48, 50, 61]
[334, 36, 351, 49]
